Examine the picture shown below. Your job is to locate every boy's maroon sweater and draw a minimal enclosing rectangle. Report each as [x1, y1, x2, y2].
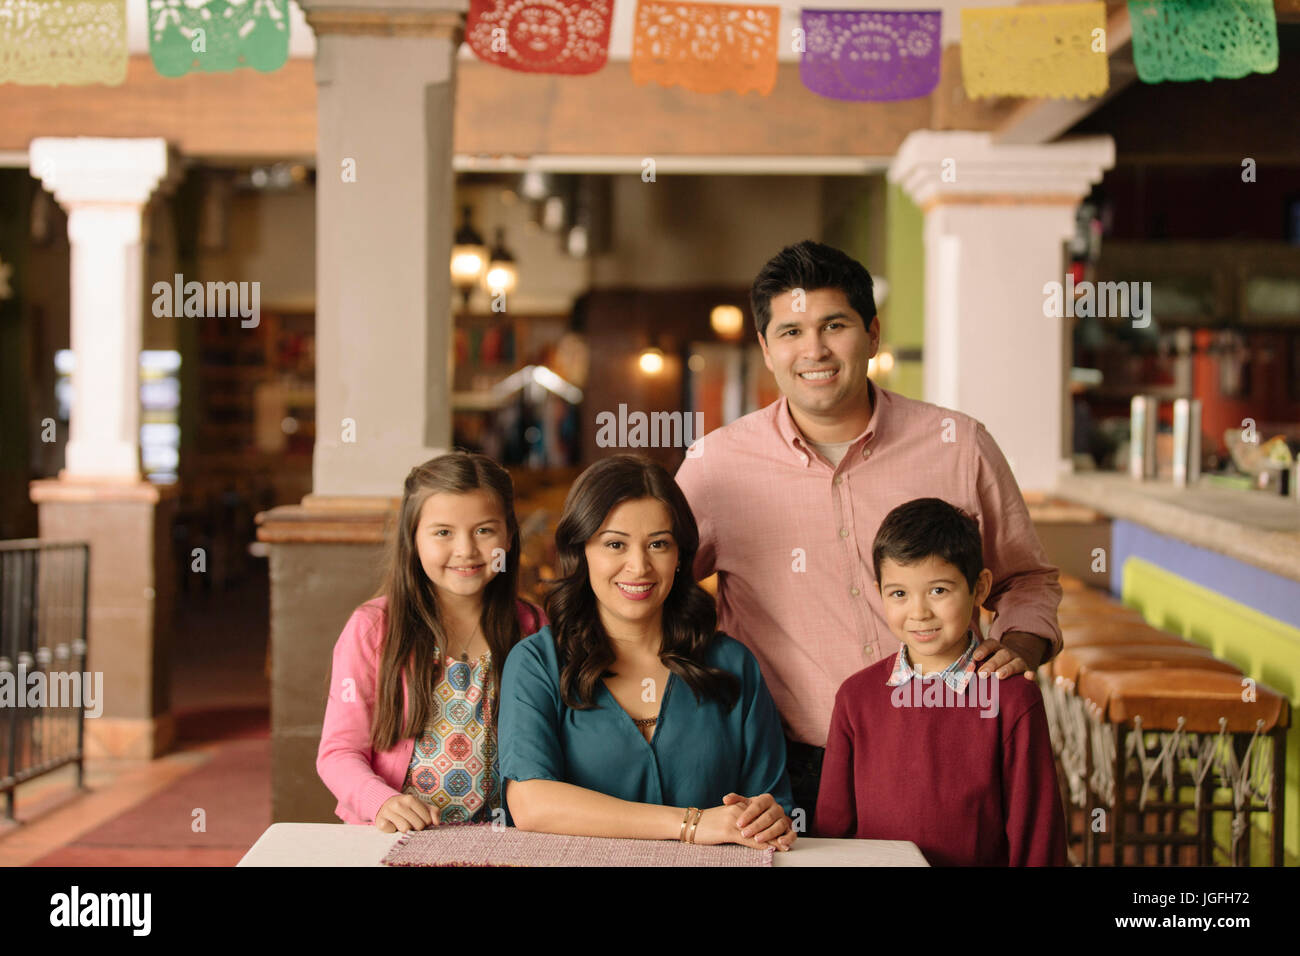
[814, 656, 1068, 866]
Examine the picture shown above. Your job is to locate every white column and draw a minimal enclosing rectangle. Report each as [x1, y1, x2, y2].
[888, 132, 1114, 491]
[301, 0, 462, 497]
[29, 138, 171, 480]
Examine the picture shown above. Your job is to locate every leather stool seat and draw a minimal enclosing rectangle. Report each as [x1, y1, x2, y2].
[1058, 603, 1148, 624]
[1060, 621, 1189, 649]
[1077, 668, 1289, 734]
[1052, 643, 1240, 687]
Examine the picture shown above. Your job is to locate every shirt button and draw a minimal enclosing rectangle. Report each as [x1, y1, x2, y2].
[834, 475, 844, 485]
[799, 454, 808, 465]
[839, 528, 848, 537]
[851, 587, 860, 596]
[862, 448, 872, 459]
[863, 645, 875, 660]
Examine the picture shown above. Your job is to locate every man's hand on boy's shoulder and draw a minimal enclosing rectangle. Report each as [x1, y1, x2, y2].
[972, 631, 1048, 680]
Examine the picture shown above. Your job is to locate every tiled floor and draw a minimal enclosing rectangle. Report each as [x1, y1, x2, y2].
[0, 569, 272, 867]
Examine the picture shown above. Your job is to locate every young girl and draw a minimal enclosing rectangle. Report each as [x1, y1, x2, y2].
[317, 452, 544, 831]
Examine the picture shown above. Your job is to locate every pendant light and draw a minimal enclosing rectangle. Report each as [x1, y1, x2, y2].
[450, 205, 488, 306]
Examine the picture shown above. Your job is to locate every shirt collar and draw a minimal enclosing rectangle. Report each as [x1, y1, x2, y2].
[886, 631, 981, 694]
[775, 379, 885, 466]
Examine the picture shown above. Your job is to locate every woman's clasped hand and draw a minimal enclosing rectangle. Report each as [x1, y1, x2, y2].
[699, 792, 796, 851]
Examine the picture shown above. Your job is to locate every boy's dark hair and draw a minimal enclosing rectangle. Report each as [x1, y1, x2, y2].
[872, 497, 984, 593]
[750, 240, 877, 340]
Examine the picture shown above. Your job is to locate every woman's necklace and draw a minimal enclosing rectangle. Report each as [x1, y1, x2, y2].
[445, 621, 483, 663]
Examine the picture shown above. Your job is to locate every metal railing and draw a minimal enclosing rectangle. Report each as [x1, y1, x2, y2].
[0, 540, 90, 820]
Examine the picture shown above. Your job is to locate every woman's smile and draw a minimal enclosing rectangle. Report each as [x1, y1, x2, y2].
[615, 581, 657, 601]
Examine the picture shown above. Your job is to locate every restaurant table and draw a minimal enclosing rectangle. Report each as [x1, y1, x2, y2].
[238, 823, 928, 867]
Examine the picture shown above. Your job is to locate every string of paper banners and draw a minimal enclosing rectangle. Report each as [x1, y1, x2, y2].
[0, 0, 1282, 96]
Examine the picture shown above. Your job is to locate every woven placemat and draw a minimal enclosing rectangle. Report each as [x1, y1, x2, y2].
[381, 823, 773, 867]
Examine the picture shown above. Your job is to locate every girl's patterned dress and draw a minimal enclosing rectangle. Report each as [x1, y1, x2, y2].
[401, 652, 498, 823]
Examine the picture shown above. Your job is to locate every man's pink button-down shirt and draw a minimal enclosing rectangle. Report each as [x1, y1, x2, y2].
[675, 383, 1062, 748]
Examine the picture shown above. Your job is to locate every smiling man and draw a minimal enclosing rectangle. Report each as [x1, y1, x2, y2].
[675, 240, 1062, 830]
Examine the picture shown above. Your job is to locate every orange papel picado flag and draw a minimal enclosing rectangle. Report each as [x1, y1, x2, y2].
[631, 0, 780, 96]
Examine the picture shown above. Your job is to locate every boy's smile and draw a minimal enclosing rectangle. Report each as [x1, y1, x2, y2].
[878, 555, 992, 675]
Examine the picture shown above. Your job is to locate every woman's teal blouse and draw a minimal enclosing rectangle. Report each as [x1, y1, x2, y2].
[496, 626, 794, 824]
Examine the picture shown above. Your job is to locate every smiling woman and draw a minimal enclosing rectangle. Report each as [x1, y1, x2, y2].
[496, 454, 798, 850]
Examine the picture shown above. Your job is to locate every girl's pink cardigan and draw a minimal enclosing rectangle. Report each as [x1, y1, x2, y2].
[316, 595, 545, 825]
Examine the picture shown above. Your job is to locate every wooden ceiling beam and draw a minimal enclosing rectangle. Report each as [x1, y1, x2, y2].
[0, 57, 318, 162]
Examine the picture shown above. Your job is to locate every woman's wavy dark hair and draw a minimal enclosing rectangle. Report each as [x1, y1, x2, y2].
[545, 454, 739, 712]
[369, 451, 529, 752]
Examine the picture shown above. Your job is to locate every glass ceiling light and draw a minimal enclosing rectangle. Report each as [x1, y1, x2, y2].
[541, 195, 566, 233]
[638, 347, 665, 375]
[483, 227, 518, 297]
[451, 205, 488, 306]
[710, 304, 744, 340]
[519, 170, 551, 202]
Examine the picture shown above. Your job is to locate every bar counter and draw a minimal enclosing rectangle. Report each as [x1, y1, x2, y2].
[1052, 471, 1299, 863]
[1053, 472, 1300, 583]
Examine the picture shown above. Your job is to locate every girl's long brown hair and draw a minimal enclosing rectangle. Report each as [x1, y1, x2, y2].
[370, 452, 530, 752]
[545, 454, 739, 711]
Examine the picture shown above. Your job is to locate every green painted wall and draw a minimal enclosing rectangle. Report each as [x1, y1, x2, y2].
[884, 182, 924, 400]
[1123, 557, 1299, 864]
[821, 175, 876, 270]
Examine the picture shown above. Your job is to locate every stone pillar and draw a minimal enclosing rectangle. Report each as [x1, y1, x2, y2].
[30, 139, 170, 479]
[887, 131, 1114, 491]
[302, 0, 462, 497]
[260, 1, 463, 822]
[28, 138, 178, 759]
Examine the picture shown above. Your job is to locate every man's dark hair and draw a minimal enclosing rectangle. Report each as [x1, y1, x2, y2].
[750, 240, 877, 340]
[872, 497, 984, 593]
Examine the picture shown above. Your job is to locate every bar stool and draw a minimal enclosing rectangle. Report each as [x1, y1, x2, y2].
[1041, 620, 1186, 831]
[1044, 620, 1187, 732]
[1077, 668, 1289, 866]
[1060, 621, 1190, 650]
[1045, 644, 1239, 863]
[1058, 605, 1150, 630]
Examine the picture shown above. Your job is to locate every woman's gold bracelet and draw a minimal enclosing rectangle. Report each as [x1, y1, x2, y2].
[679, 807, 699, 843]
[686, 807, 703, 844]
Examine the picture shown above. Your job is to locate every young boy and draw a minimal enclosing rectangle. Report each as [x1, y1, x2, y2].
[814, 496, 1067, 866]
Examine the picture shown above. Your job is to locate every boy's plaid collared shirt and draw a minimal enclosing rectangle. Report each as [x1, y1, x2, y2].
[886, 631, 981, 694]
